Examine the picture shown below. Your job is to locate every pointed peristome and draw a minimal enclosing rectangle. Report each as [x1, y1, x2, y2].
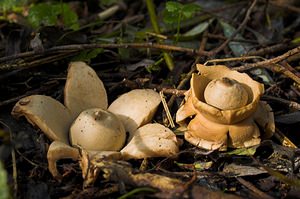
[64, 61, 108, 119]
[11, 95, 73, 144]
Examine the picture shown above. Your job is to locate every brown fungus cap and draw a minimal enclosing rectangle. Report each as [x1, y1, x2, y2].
[64, 61, 108, 119]
[11, 95, 73, 144]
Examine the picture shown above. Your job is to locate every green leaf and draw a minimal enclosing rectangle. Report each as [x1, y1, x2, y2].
[72, 48, 104, 62]
[219, 20, 253, 56]
[165, 1, 182, 12]
[61, 4, 79, 30]
[163, 10, 179, 24]
[183, 19, 213, 37]
[182, 3, 201, 19]
[0, 0, 24, 12]
[27, 3, 79, 30]
[0, 162, 10, 199]
[226, 146, 258, 156]
[292, 37, 300, 44]
[145, 57, 163, 73]
[163, 1, 202, 27]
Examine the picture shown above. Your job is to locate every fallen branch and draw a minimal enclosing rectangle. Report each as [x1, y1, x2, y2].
[232, 46, 300, 84]
[207, 0, 258, 57]
[235, 46, 300, 70]
[0, 42, 210, 68]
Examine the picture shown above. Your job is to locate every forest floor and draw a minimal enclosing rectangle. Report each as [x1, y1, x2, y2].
[1, 0, 300, 198]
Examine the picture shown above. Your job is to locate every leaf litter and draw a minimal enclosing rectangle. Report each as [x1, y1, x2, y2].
[0, 0, 300, 198]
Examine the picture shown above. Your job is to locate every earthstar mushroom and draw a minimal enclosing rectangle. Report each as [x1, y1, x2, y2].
[12, 61, 179, 180]
[176, 64, 275, 150]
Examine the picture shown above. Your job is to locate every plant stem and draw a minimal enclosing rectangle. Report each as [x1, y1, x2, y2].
[145, 0, 160, 33]
[176, 12, 182, 43]
[145, 0, 174, 70]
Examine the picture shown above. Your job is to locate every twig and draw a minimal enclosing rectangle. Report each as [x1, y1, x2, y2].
[0, 43, 209, 67]
[236, 177, 274, 199]
[270, 1, 300, 13]
[116, 78, 187, 96]
[15, 149, 48, 168]
[161, 88, 186, 96]
[204, 56, 266, 65]
[207, 0, 258, 57]
[160, 91, 175, 128]
[262, 95, 300, 110]
[235, 46, 300, 70]
[0, 52, 76, 70]
[245, 43, 290, 56]
[232, 46, 300, 84]
[274, 128, 297, 149]
[0, 81, 59, 107]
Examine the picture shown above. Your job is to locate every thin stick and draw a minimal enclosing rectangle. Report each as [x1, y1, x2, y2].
[236, 177, 274, 199]
[0, 42, 209, 66]
[245, 43, 290, 56]
[0, 52, 76, 70]
[270, 1, 300, 13]
[204, 56, 266, 65]
[230, 46, 300, 84]
[207, 0, 258, 57]
[160, 91, 175, 128]
[235, 46, 300, 70]
[0, 81, 59, 107]
[262, 95, 300, 110]
[274, 128, 297, 149]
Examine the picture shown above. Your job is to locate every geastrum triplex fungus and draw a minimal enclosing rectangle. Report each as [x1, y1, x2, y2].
[12, 62, 179, 179]
[176, 64, 275, 150]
